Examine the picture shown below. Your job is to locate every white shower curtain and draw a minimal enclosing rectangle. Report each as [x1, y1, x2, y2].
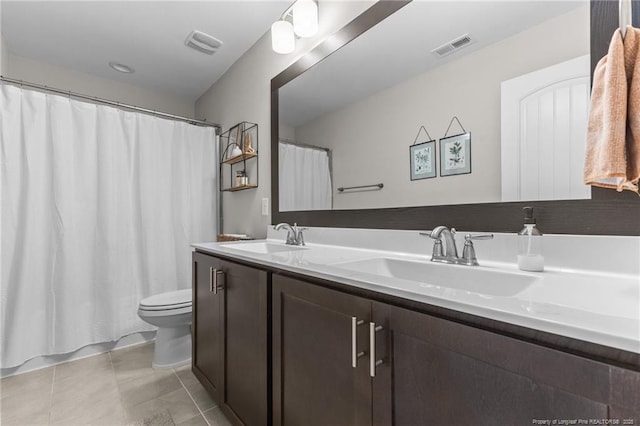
[279, 143, 332, 211]
[0, 85, 217, 368]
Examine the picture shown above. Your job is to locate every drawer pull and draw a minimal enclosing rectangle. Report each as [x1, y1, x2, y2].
[369, 322, 384, 377]
[351, 317, 366, 368]
[209, 267, 224, 294]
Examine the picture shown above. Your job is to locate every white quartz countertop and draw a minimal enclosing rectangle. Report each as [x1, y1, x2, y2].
[193, 232, 640, 355]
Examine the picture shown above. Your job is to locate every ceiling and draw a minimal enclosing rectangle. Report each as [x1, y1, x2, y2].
[1, 1, 290, 101]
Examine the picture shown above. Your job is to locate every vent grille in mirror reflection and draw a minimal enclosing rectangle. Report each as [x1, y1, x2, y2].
[432, 34, 473, 57]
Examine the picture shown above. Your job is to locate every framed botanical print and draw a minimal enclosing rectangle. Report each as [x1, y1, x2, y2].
[410, 140, 437, 180]
[439, 132, 471, 177]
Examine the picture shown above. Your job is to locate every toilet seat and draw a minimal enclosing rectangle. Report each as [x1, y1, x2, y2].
[139, 289, 192, 311]
[137, 289, 192, 369]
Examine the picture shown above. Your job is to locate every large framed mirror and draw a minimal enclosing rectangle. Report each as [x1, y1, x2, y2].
[271, 0, 640, 235]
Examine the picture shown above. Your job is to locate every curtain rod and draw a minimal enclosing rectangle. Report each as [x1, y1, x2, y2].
[279, 137, 330, 152]
[0, 76, 220, 130]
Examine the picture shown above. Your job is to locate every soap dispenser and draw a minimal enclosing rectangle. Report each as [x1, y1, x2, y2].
[517, 207, 544, 272]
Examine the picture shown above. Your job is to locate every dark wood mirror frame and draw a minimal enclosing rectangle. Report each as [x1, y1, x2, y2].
[271, 0, 640, 236]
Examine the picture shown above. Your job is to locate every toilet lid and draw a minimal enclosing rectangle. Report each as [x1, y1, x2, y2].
[140, 289, 192, 311]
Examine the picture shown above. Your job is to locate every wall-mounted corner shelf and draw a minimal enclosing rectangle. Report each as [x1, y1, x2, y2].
[222, 152, 258, 165]
[222, 184, 259, 192]
[219, 121, 258, 192]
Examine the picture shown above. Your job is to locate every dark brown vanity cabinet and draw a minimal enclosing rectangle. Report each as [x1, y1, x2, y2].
[274, 274, 638, 426]
[272, 274, 372, 426]
[371, 303, 612, 425]
[192, 252, 269, 426]
[192, 252, 222, 398]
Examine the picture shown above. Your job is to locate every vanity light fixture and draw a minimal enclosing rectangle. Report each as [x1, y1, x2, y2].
[108, 61, 134, 74]
[292, 0, 318, 38]
[271, 20, 295, 54]
[271, 0, 319, 54]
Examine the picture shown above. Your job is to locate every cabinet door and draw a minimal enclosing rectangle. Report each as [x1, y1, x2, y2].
[218, 258, 269, 426]
[192, 252, 223, 400]
[371, 302, 610, 426]
[273, 275, 372, 426]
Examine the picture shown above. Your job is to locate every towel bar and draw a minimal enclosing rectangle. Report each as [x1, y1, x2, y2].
[337, 183, 384, 192]
[620, 0, 632, 38]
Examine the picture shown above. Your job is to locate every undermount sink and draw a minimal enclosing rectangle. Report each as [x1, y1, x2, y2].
[225, 241, 307, 254]
[330, 257, 538, 297]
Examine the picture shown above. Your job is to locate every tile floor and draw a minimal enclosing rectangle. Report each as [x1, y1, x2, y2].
[0, 342, 232, 426]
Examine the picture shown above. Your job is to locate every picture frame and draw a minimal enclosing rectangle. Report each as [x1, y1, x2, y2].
[439, 132, 471, 177]
[410, 140, 436, 180]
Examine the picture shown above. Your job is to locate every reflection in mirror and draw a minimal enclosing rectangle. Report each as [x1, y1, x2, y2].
[278, 1, 590, 212]
[278, 139, 332, 211]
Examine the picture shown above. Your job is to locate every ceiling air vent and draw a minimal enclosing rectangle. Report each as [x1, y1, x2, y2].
[431, 34, 473, 58]
[185, 30, 223, 55]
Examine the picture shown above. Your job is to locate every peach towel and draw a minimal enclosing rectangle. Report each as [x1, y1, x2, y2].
[584, 26, 640, 192]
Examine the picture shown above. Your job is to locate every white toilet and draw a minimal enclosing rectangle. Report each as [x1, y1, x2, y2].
[137, 289, 192, 369]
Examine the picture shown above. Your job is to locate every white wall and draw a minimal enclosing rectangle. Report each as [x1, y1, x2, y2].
[196, 1, 375, 238]
[0, 2, 6, 76]
[3, 52, 195, 118]
[294, 5, 590, 209]
[0, 33, 8, 76]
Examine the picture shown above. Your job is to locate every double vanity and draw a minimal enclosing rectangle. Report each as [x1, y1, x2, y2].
[192, 0, 639, 424]
[191, 227, 640, 425]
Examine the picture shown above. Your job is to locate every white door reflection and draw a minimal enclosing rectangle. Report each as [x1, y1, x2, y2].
[501, 55, 591, 202]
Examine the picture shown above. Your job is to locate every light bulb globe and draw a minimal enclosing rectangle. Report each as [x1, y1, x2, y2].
[271, 20, 295, 54]
[292, 0, 318, 38]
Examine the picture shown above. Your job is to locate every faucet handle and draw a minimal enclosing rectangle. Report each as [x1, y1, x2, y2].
[461, 242, 478, 265]
[432, 239, 444, 258]
[420, 232, 444, 258]
[461, 234, 493, 266]
[464, 233, 494, 241]
[419, 231, 437, 239]
[296, 227, 307, 246]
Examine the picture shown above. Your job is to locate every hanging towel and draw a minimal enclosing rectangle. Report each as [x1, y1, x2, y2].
[625, 27, 640, 187]
[584, 26, 640, 192]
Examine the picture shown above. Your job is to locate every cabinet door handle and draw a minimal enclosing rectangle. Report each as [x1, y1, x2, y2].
[351, 317, 366, 368]
[369, 322, 384, 377]
[209, 267, 224, 294]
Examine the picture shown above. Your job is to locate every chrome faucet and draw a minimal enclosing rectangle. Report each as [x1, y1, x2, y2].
[274, 222, 307, 246]
[422, 226, 459, 263]
[421, 226, 493, 266]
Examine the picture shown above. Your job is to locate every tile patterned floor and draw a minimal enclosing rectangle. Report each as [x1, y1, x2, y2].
[0, 342, 232, 426]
